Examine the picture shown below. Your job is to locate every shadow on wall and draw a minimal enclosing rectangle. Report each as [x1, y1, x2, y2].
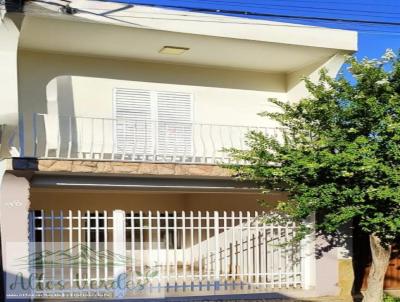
[44, 76, 78, 157]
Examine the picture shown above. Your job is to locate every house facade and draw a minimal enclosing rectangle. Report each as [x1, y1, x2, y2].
[0, 0, 358, 300]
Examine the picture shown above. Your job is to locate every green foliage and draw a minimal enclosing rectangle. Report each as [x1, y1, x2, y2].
[384, 294, 400, 302]
[227, 50, 400, 244]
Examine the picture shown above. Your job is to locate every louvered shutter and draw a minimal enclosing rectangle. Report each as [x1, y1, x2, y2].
[114, 88, 154, 155]
[156, 91, 193, 155]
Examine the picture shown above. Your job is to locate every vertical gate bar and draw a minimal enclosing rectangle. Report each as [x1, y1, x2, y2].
[173, 211, 178, 289]
[247, 211, 251, 287]
[255, 211, 259, 287]
[139, 211, 144, 281]
[198, 211, 202, 289]
[206, 211, 210, 289]
[262, 212, 267, 287]
[278, 224, 282, 289]
[223, 211, 228, 288]
[60, 210, 64, 293]
[266, 221, 270, 288]
[148, 211, 152, 289]
[214, 211, 220, 290]
[104, 211, 108, 285]
[51, 210, 55, 295]
[231, 211, 236, 288]
[41, 210, 46, 292]
[95, 210, 100, 289]
[285, 223, 289, 288]
[165, 211, 170, 291]
[271, 223, 275, 289]
[157, 211, 161, 288]
[86, 210, 91, 291]
[78, 210, 82, 288]
[239, 211, 244, 288]
[130, 211, 135, 286]
[69, 211, 73, 292]
[182, 211, 186, 288]
[291, 223, 295, 287]
[28, 211, 36, 296]
[190, 211, 194, 288]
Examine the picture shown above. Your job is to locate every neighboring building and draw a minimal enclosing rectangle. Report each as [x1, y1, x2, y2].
[0, 0, 358, 300]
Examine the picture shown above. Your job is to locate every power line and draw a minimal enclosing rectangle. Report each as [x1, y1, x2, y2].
[56, 4, 400, 21]
[120, 0, 400, 17]
[5, 0, 400, 35]
[26, 0, 400, 25]
[167, 0, 400, 9]
[11, 6, 400, 36]
[92, 1, 400, 26]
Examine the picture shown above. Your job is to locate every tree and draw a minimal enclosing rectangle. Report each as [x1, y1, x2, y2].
[227, 50, 400, 302]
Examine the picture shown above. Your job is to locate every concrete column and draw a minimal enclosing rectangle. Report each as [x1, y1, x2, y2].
[113, 209, 126, 298]
[0, 170, 31, 300]
[315, 237, 340, 296]
[301, 213, 316, 290]
[337, 222, 354, 298]
[0, 16, 21, 158]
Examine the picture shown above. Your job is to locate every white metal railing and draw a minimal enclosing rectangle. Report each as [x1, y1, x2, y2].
[10, 114, 283, 164]
[29, 210, 304, 298]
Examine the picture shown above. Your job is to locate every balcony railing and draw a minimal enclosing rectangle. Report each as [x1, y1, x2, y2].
[5, 114, 283, 164]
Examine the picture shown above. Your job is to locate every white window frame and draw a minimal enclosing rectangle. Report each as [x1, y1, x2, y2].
[112, 87, 194, 159]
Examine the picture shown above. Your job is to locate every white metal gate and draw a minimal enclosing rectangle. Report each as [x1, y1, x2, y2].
[28, 210, 306, 298]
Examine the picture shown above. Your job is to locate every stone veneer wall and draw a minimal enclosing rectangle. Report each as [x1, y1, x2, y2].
[38, 160, 233, 177]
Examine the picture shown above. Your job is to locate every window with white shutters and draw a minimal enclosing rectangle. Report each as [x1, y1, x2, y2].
[113, 88, 193, 157]
[156, 91, 192, 155]
[114, 88, 154, 155]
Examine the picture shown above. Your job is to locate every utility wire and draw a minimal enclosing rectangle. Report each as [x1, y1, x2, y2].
[45, 5, 400, 20]
[26, 0, 400, 25]
[103, 1, 400, 26]
[158, 0, 400, 9]
[10, 7, 400, 36]
[5, 1, 400, 35]
[115, 0, 400, 17]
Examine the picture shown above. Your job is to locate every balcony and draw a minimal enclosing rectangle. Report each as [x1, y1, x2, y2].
[4, 114, 282, 165]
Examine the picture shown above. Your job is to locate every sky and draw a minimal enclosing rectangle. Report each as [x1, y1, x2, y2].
[108, 0, 400, 61]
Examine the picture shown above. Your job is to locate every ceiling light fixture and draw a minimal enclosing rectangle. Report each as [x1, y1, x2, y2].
[159, 46, 190, 55]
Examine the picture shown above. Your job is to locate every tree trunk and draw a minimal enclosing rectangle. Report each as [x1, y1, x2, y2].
[362, 234, 391, 302]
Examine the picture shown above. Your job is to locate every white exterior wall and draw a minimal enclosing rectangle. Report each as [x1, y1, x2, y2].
[17, 50, 288, 157]
[68, 76, 285, 128]
[17, 50, 286, 121]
